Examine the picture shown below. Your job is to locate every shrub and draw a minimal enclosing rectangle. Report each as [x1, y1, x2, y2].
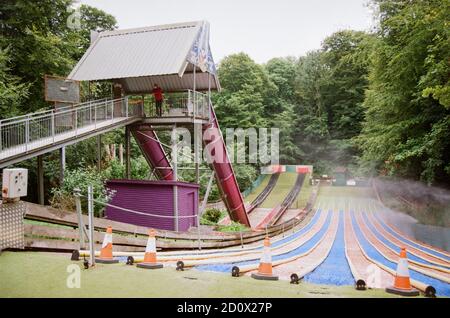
[201, 208, 223, 224]
[50, 167, 111, 217]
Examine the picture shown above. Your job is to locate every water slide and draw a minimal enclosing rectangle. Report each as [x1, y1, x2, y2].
[132, 125, 174, 181]
[246, 173, 280, 214]
[255, 173, 306, 229]
[132, 103, 250, 226]
[203, 104, 250, 226]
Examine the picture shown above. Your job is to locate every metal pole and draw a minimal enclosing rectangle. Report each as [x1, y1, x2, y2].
[125, 126, 131, 179]
[193, 65, 196, 117]
[51, 111, 55, 143]
[59, 147, 65, 185]
[74, 188, 86, 250]
[37, 155, 44, 205]
[25, 115, 30, 151]
[87, 185, 95, 266]
[208, 72, 211, 118]
[172, 125, 179, 232]
[197, 215, 201, 251]
[194, 123, 201, 183]
[97, 135, 102, 170]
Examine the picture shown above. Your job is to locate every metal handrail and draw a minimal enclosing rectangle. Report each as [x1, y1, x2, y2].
[0, 97, 143, 154]
[146, 89, 209, 119]
[0, 98, 111, 125]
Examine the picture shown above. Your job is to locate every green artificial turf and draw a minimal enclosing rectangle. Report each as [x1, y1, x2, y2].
[260, 173, 298, 209]
[0, 251, 403, 298]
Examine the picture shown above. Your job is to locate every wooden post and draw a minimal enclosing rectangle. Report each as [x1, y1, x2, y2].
[37, 155, 44, 205]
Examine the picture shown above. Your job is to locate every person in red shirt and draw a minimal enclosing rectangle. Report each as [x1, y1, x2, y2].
[152, 84, 164, 117]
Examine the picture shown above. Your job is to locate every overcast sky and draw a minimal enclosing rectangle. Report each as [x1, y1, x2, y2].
[77, 0, 374, 64]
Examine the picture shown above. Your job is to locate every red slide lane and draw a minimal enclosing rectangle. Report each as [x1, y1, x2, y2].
[132, 126, 174, 181]
[203, 104, 250, 226]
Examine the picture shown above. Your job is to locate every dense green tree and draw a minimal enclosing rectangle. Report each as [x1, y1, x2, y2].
[321, 30, 373, 139]
[0, 48, 29, 119]
[0, 0, 117, 114]
[357, 0, 450, 185]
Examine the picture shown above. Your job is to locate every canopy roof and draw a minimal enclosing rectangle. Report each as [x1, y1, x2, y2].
[68, 21, 220, 93]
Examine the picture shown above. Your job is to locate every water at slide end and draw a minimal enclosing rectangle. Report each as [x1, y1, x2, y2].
[351, 212, 450, 297]
[362, 213, 448, 269]
[373, 212, 450, 261]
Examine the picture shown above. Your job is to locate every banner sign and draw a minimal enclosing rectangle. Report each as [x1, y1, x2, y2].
[187, 21, 217, 75]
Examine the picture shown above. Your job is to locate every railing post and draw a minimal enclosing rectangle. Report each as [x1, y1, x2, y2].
[111, 100, 114, 122]
[25, 115, 30, 151]
[51, 110, 55, 143]
[74, 108, 78, 136]
[125, 97, 129, 117]
[94, 104, 97, 128]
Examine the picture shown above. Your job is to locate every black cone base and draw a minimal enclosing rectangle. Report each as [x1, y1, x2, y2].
[251, 273, 279, 281]
[137, 262, 163, 269]
[386, 286, 420, 297]
[95, 258, 119, 264]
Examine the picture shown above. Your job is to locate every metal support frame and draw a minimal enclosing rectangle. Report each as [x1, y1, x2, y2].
[37, 155, 44, 205]
[59, 146, 65, 184]
[125, 126, 131, 179]
[194, 122, 201, 183]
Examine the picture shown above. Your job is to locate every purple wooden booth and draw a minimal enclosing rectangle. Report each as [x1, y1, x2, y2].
[105, 179, 199, 232]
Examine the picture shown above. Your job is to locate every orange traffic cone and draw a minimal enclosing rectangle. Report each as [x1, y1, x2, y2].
[386, 247, 419, 296]
[96, 226, 119, 264]
[137, 229, 163, 269]
[251, 236, 278, 281]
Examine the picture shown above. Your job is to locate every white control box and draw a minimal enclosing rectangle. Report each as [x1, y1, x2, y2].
[2, 168, 28, 199]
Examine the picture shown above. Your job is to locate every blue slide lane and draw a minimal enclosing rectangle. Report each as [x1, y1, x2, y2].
[196, 211, 333, 273]
[361, 213, 447, 269]
[372, 212, 450, 262]
[114, 209, 325, 263]
[351, 212, 450, 297]
[303, 211, 354, 286]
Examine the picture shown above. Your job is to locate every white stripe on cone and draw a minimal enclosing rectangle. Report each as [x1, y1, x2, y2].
[396, 258, 410, 277]
[102, 233, 112, 248]
[145, 237, 156, 253]
[261, 246, 271, 264]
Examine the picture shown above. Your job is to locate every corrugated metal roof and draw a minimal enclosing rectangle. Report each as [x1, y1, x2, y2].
[67, 20, 219, 91]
